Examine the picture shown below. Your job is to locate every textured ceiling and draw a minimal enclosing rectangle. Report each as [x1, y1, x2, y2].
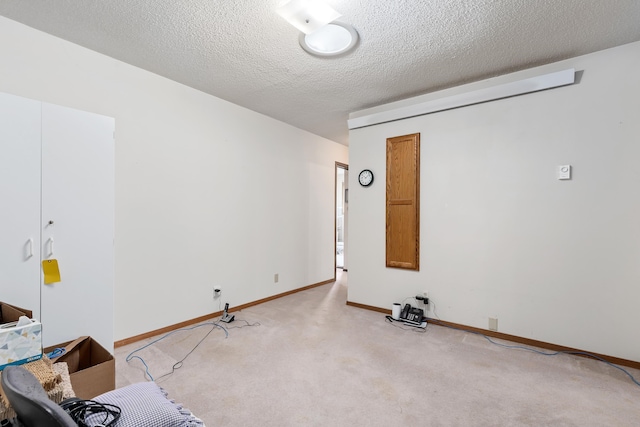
[1, 1, 639, 145]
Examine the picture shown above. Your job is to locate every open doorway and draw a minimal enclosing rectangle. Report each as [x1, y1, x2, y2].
[336, 162, 348, 271]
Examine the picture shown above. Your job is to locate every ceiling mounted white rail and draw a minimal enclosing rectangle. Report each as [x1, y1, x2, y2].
[348, 68, 576, 130]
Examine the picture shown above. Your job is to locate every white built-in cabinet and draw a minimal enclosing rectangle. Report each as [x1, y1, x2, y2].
[0, 92, 114, 353]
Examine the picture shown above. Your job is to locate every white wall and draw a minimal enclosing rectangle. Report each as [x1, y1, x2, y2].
[0, 16, 348, 342]
[348, 41, 640, 362]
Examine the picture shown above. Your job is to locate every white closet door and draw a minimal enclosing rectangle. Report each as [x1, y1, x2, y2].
[0, 92, 42, 318]
[40, 102, 114, 351]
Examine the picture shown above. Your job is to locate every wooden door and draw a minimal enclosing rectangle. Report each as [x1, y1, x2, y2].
[386, 133, 420, 270]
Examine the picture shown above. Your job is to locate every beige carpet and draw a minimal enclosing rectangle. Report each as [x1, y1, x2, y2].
[114, 271, 640, 426]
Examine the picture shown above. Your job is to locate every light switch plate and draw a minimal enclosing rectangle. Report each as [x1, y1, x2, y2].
[558, 165, 571, 180]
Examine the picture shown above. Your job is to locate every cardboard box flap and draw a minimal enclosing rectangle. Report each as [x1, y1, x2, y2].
[52, 336, 90, 372]
[0, 303, 33, 324]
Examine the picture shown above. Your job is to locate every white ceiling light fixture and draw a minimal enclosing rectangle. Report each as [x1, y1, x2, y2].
[300, 22, 358, 57]
[276, 0, 342, 35]
[277, 0, 359, 57]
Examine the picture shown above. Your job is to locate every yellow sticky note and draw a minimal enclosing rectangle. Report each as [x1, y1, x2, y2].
[42, 259, 61, 284]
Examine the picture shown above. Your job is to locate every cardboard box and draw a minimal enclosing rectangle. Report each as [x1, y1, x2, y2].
[45, 336, 115, 399]
[0, 302, 33, 325]
[0, 319, 43, 370]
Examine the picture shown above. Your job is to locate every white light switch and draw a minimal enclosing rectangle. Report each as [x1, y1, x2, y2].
[557, 165, 571, 180]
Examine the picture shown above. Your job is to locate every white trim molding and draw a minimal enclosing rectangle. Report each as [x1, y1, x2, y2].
[348, 69, 576, 130]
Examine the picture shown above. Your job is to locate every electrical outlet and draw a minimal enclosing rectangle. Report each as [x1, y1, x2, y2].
[213, 287, 221, 299]
[274, 273, 279, 283]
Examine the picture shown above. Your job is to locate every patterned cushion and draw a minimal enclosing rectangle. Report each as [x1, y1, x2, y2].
[88, 382, 204, 427]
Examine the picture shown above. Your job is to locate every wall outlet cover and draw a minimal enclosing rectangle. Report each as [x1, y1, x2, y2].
[488, 317, 498, 331]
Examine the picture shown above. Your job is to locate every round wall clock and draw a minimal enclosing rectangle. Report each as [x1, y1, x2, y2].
[358, 169, 374, 187]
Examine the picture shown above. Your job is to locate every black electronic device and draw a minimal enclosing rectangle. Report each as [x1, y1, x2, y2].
[399, 304, 424, 325]
[221, 303, 235, 323]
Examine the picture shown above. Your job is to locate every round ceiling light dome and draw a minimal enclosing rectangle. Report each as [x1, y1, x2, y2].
[299, 22, 359, 57]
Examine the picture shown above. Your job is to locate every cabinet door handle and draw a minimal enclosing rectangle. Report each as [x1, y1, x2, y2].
[26, 238, 34, 259]
[47, 237, 54, 257]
